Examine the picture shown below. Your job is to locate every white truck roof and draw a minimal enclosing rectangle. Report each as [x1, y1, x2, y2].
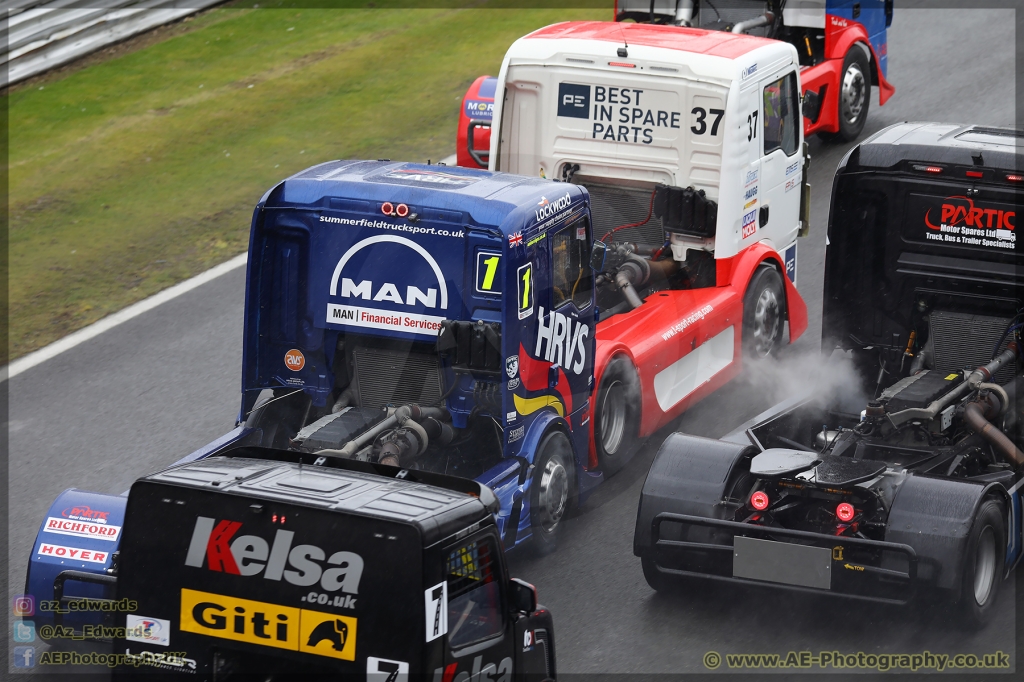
[502, 22, 794, 88]
[492, 22, 803, 260]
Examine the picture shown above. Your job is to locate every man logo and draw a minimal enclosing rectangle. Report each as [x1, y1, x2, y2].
[307, 619, 348, 652]
[330, 236, 449, 309]
[506, 355, 519, 379]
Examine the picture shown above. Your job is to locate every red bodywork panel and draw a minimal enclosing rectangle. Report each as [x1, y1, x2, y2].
[526, 21, 774, 59]
[584, 243, 807, 469]
[456, 75, 494, 169]
[801, 14, 895, 136]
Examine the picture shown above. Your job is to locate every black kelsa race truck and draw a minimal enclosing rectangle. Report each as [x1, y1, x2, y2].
[634, 122, 1024, 626]
[106, 451, 555, 680]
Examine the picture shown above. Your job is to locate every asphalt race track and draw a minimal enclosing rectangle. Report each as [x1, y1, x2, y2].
[6, 7, 1019, 678]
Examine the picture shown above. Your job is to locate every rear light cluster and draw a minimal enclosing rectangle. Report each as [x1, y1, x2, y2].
[381, 202, 410, 218]
[749, 491, 770, 511]
[911, 164, 1024, 184]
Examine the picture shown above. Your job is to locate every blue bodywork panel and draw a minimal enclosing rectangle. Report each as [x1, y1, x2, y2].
[828, 0, 890, 77]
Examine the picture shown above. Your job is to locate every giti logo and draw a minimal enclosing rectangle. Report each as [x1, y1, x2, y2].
[180, 589, 357, 660]
[184, 517, 363, 595]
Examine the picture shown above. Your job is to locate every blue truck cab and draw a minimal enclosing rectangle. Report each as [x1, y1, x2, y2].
[26, 162, 604, 631]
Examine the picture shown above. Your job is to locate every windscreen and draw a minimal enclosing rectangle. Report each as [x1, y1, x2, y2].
[116, 481, 422, 676]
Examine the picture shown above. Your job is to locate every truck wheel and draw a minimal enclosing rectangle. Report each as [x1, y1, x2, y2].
[823, 47, 871, 143]
[594, 356, 641, 477]
[641, 555, 671, 592]
[530, 430, 575, 555]
[956, 498, 1004, 628]
[742, 264, 785, 359]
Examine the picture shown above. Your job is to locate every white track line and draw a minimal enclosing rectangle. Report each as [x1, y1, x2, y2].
[4, 253, 248, 381]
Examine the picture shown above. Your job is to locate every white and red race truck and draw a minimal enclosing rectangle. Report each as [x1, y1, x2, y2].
[472, 19, 814, 471]
[456, 0, 894, 168]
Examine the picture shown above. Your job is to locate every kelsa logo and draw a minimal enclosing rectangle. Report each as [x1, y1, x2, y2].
[535, 306, 589, 375]
[433, 656, 513, 682]
[184, 517, 364, 595]
[535, 192, 573, 223]
[924, 195, 1016, 233]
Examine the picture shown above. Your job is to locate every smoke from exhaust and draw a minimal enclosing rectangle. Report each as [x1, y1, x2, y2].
[735, 349, 870, 415]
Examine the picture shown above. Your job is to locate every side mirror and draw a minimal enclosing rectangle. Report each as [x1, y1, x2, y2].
[590, 240, 608, 271]
[509, 578, 537, 614]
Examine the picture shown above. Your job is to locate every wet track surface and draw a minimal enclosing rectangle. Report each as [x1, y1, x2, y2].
[6, 7, 1020, 678]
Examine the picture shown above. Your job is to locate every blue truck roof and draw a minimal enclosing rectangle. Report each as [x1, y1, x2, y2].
[260, 160, 579, 236]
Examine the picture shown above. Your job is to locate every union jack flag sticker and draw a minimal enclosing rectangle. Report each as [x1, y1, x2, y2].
[509, 232, 523, 247]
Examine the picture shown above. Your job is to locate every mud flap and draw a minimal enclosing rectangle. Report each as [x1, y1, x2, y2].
[633, 433, 753, 555]
[885, 475, 998, 597]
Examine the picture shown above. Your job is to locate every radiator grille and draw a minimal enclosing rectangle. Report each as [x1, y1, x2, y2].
[534, 628, 554, 678]
[353, 346, 442, 409]
[930, 310, 1015, 384]
[582, 183, 667, 246]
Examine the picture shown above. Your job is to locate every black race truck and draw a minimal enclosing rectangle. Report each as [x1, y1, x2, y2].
[634, 122, 1024, 627]
[105, 448, 555, 680]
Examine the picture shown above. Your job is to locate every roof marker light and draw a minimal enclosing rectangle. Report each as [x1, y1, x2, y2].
[396, 203, 410, 217]
[381, 202, 394, 215]
[609, 61, 636, 68]
[912, 165, 943, 174]
[750, 491, 770, 511]
[836, 502, 856, 522]
[966, 170, 984, 178]
[1007, 174, 1024, 182]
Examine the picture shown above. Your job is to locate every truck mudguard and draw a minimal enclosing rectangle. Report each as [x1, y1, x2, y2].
[885, 475, 1006, 595]
[633, 433, 753, 554]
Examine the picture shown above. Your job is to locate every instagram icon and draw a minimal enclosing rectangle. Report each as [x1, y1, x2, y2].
[12, 595, 35, 617]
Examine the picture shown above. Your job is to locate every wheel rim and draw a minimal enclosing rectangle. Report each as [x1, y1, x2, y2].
[973, 525, 997, 605]
[840, 62, 867, 125]
[536, 454, 569, 534]
[751, 287, 781, 357]
[599, 380, 626, 455]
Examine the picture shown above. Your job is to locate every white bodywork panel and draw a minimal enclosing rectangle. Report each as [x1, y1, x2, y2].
[653, 325, 735, 411]
[783, 1, 827, 29]
[491, 31, 801, 260]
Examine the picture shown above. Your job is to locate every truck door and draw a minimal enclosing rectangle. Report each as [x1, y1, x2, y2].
[757, 69, 803, 251]
[439, 532, 517, 680]
[546, 215, 595, 413]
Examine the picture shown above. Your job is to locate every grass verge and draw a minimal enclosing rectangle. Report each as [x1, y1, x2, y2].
[8, 3, 604, 359]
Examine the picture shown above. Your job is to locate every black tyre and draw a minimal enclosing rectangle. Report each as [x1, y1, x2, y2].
[530, 430, 576, 555]
[821, 47, 871, 143]
[594, 356, 641, 477]
[742, 264, 785, 359]
[956, 498, 1005, 628]
[641, 555, 670, 592]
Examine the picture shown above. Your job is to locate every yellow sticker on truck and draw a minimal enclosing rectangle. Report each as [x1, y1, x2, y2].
[180, 588, 357, 661]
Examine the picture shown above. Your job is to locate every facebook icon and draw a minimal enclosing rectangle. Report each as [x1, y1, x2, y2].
[13, 645, 35, 668]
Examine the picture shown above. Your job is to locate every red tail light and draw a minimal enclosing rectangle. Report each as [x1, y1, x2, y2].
[750, 491, 770, 511]
[966, 170, 984, 178]
[1007, 174, 1023, 182]
[381, 201, 394, 215]
[396, 203, 410, 217]
[836, 502, 855, 522]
